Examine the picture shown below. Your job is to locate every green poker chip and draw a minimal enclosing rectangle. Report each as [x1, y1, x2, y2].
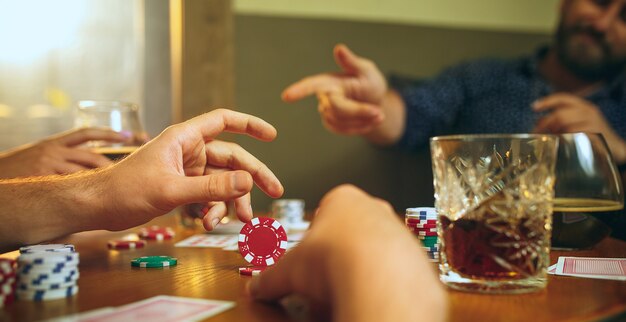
[131, 256, 177, 268]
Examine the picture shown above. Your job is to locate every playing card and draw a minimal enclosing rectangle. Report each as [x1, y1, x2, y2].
[547, 263, 557, 274]
[175, 234, 238, 248]
[555, 257, 626, 281]
[77, 295, 234, 322]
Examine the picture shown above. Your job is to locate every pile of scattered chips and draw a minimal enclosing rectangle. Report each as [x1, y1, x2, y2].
[139, 226, 175, 241]
[405, 208, 439, 262]
[0, 258, 16, 307]
[16, 244, 79, 301]
[238, 217, 288, 276]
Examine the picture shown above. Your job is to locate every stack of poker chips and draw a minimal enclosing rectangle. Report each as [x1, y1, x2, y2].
[405, 207, 439, 262]
[271, 199, 309, 232]
[0, 258, 16, 307]
[16, 244, 79, 301]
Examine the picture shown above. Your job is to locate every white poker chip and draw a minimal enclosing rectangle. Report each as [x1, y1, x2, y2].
[17, 285, 78, 301]
[17, 280, 76, 291]
[18, 263, 78, 277]
[18, 271, 79, 285]
[19, 244, 75, 254]
[405, 207, 437, 218]
[18, 252, 79, 265]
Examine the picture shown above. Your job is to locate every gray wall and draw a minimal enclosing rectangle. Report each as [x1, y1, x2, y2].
[233, 14, 551, 212]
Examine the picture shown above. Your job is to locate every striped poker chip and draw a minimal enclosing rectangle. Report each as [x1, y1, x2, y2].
[18, 280, 75, 291]
[107, 240, 146, 250]
[0, 293, 15, 307]
[0, 259, 16, 276]
[406, 223, 437, 229]
[139, 226, 175, 240]
[420, 241, 439, 248]
[406, 219, 438, 225]
[0, 276, 15, 287]
[417, 235, 439, 240]
[0, 280, 14, 295]
[238, 266, 266, 276]
[408, 227, 437, 233]
[130, 256, 177, 268]
[18, 262, 78, 275]
[18, 252, 79, 265]
[238, 217, 288, 267]
[416, 231, 438, 237]
[19, 244, 75, 254]
[406, 207, 436, 218]
[18, 270, 79, 285]
[18, 266, 78, 276]
[17, 285, 78, 301]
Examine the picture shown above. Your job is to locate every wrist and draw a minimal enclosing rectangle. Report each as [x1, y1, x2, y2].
[363, 90, 405, 146]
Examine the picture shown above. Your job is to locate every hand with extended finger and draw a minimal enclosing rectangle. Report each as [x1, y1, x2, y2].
[282, 44, 388, 135]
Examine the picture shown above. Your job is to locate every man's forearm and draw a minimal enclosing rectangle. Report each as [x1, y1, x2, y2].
[363, 89, 407, 146]
[0, 172, 105, 252]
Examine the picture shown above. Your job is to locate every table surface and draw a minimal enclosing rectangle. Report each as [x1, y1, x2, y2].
[2, 213, 626, 322]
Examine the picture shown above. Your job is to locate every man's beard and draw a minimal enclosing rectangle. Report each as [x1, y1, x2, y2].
[555, 22, 626, 81]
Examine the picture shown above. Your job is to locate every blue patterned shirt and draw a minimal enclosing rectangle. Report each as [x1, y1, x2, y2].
[395, 46, 626, 152]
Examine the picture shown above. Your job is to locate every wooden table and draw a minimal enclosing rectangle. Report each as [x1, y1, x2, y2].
[2, 213, 626, 322]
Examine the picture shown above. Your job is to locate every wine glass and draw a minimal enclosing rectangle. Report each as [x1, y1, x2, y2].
[75, 100, 148, 160]
[552, 132, 624, 249]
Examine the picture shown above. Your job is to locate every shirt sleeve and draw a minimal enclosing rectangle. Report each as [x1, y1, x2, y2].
[394, 63, 470, 151]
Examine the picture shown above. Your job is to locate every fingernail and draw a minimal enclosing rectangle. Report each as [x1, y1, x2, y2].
[531, 101, 540, 110]
[249, 204, 253, 216]
[119, 130, 132, 138]
[211, 217, 220, 228]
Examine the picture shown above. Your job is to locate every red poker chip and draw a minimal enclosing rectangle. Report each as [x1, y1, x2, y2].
[0, 293, 15, 307]
[405, 223, 437, 229]
[108, 240, 146, 250]
[408, 227, 437, 233]
[238, 266, 267, 276]
[238, 217, 288, 267]
[0, 259, 15, 276]
[139, 226, 175, 240]
[414, 231, 438, 237]
[0, 281, 14, 295]
[405, 218, 437, 225]
[0, 272, 15, 284]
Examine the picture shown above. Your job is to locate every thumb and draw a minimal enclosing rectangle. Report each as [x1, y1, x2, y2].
[171, 171, 253, 205]
[333, 43, 370, 75]
[248, 252, 297, 301]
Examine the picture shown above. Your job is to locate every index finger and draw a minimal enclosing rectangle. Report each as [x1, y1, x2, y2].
[55, 128, 128, 147]
[532, 93, 582, 112]
[282, 74, 343, 102]
[183, 109, 278, 142]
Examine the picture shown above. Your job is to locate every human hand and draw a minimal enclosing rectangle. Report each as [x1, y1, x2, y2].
[533, 93, 626, 164]
[0, 128, 128, 179]
[248, 184, 446, 322]
[282, 44, 388, 135]
[101, 109, 284, 231]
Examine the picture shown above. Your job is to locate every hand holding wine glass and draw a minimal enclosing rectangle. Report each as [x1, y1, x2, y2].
[75, 100, 149, 159]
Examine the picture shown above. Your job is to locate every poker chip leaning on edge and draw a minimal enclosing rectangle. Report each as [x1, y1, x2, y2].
[238, 217, 288, 267]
